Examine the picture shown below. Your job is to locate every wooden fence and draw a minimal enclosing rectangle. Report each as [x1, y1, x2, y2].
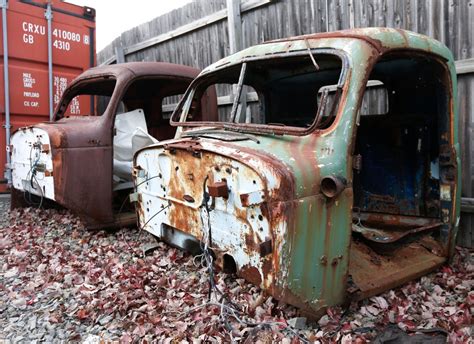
[98, 0, 474, 247]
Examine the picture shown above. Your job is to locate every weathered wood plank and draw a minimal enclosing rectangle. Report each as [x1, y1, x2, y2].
[227, 0, 243, 53]
[101, 0, 274, 65]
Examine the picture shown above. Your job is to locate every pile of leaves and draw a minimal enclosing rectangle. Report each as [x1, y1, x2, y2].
[0, 206, 472, 343]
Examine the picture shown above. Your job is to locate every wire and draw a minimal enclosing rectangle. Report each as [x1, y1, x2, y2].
[133, 170, 309, 340]
[32, 174, 44, 209]
[194, 176, 309, 342]
[115, 174, 166, 228]
[134, 174, 162, 189]
[139, 204, 170, 232]
[23, 143, 44, 209]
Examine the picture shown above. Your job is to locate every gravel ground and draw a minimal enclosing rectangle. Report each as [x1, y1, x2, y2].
[0, 195, 10, 227]
[0, 205, 472, 343]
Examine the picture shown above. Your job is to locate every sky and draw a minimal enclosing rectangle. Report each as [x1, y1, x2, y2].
[67, 0, 193, 51]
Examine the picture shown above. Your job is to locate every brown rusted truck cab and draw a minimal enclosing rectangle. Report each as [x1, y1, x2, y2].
[133, 29, 460, 316]
[10, 62, 217, 228]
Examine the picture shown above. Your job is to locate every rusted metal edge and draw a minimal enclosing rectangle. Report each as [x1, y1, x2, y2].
[352, 222, 442, 243]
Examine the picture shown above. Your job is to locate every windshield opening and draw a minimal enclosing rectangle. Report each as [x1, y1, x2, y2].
[55, 77, 117, 119]
[171, 50, 346, 135]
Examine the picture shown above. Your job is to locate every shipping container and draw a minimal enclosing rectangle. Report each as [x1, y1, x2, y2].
[0, 0, 96, 191]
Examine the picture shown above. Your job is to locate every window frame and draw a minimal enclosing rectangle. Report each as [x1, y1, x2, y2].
[170, 48, 349, 136]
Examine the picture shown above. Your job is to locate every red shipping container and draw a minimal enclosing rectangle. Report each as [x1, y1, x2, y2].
[0, 0, 96, 191]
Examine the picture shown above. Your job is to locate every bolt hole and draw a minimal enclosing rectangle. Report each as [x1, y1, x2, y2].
[175, 166, 179, 171]
[253, 180, 256, 184]
[215, 166, 221, 172]
[225, 167, 231, 174]
[146, 208, 149, 212]
[258, 215, 263, 221]
[223, 254, 237, 274]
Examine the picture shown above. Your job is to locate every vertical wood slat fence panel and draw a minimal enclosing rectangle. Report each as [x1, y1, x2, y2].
[98, 0, 474, 247]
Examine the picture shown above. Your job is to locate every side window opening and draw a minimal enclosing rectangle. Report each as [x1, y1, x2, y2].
[318, 80, 389, 117]
[162, 94, 184, 119]
[358, 81, 389, 117]
[58, 78, 117, 118]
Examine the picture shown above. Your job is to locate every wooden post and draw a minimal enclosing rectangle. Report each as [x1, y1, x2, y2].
[227, 0, 242, 54]
[115, 38, 125, 64]
[227, 0, 248, 123]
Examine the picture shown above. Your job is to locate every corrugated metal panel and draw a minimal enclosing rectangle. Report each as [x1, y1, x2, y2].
[1, 0, 96, 191]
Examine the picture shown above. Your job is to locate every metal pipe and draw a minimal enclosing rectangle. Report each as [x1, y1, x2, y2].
[45, 2, 53, 121]
[320, 175, 346, 199]
[1, 0, 11, 186]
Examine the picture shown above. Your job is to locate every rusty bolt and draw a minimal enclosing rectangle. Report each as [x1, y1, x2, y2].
[208, 180, 229, 199]
[320, 255, 327, 265]
[183, 195, 195, 203]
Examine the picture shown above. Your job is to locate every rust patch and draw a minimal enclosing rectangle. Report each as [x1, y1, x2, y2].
[239, 265, 262, 287]
[349, 239, 446, 300]
[240, 193, 250, 207]
[265, 29, 385, 53]
[41, 144, 50, 153]
[164, 138, 203, 154]
[244, 232, 261, 254]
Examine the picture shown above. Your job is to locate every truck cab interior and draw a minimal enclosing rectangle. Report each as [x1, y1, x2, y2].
[55, 75, 197, 225]
[350, 52, 456, 298]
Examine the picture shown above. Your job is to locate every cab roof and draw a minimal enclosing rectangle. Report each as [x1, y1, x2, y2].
[72, 62, 201, 84]
[202, 28, 453, 74]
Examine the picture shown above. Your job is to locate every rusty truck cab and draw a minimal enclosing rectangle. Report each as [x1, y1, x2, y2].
[133, 29, 460, 316]
[10, 62, 217, 228]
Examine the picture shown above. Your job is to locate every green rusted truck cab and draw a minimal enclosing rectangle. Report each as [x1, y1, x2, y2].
[133, 28, 460, 316]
